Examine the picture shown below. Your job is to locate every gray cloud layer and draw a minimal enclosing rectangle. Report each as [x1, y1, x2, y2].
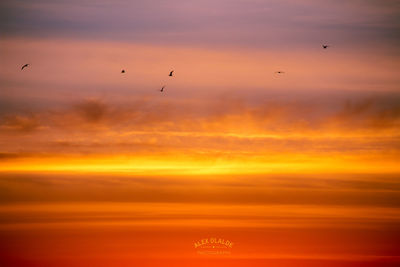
[1, 0, 400, 48]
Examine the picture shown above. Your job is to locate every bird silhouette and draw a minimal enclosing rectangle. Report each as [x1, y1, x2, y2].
[160, 86, 165, 92]
[21, 64, 29, 70]
[322, 44, 329, 49]
[169, 70, 174, 77]
[275, 71, 285, 74]
[121, 69, 125, 73]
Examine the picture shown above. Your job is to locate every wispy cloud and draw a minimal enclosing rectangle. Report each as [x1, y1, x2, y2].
[74, 98, 108, 123]
[0, 114, 40, 133]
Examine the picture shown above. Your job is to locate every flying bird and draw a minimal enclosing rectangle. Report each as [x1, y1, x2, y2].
[21, 64, 29, 70]
[160, 86, 165, 92]
[322, 44, 329, 49]
[121, 69, 125, 73]
[169, 70, 174, 77]
[275, 71, 285, 74]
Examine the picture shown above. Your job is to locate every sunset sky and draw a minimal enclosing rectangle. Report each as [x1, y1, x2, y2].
[1, 1, 400, 266]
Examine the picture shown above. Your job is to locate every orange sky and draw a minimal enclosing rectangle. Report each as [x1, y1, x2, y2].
[1, 0, 400, 266]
